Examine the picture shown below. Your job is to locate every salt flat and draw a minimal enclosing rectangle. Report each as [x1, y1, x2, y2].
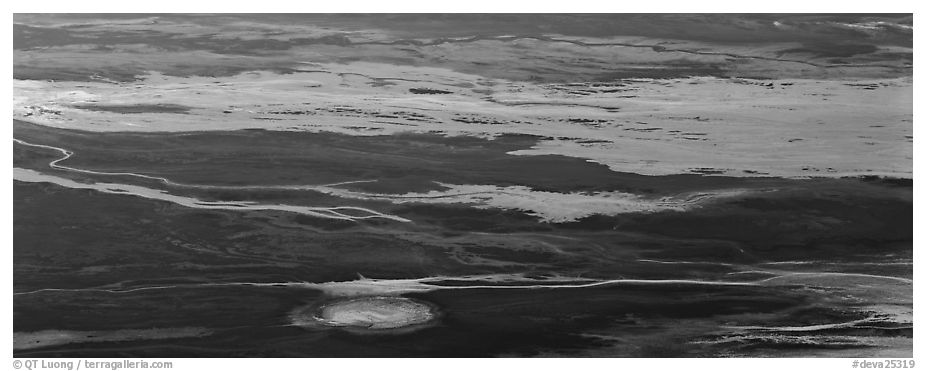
[14, 64, 911, 179]
[13, 14, 913, 358]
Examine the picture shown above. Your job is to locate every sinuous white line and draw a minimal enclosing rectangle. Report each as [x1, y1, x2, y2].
[12, 277, 756, 296]
[756, 272, 913, 284]
[721, 318, 891, 332]
[13, 138, 410, 222]
[13, 138, 379, 189]
[13, 269, 915, 297]
[14, 138, 174, 183]
[12, 282, 308, 296]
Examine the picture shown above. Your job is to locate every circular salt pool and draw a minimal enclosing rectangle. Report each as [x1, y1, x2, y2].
[292, 296, 438, 332]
